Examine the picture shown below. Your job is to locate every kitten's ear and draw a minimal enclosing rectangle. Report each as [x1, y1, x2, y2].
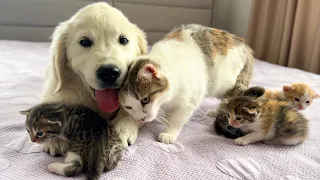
[19, 109, 31, 116]
[47, 120, 62, 126]
[283, 85, 292, 92]
[243, 107, 258, 116]
[138, 63, 160, 79]
[315, 93, 320, 99]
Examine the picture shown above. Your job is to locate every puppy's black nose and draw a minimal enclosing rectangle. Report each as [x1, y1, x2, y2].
[97, 65, 120, 85]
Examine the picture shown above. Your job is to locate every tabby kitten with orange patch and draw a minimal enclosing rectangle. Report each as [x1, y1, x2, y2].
[224, 96, 308, 146]
[118, 24, 255, 144]
[264, 83, 319, 110]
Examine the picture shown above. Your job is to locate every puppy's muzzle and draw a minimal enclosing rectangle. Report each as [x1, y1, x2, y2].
[96, 65, 120, 88]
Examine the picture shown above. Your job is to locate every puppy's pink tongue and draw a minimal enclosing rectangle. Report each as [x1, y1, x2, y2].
[95, 89, 119, 113]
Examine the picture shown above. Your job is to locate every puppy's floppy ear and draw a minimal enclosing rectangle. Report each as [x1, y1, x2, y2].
[133, 24, 148, 55]
[51, 21, 69, 93]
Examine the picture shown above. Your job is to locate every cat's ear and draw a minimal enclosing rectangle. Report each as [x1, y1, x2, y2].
[47, 120, 62, 126]
[243, 107, 258, 116]
[314, 93, 320, 99]
[283, 85, 292, 92]
[138, 63, 160, 79]
[19, 109, 31, 116]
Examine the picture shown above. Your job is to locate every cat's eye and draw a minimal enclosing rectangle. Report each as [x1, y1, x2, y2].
[227, 113, 230, 118]
[306, 101, 310, 103]
[125, 106, 133, 109]
[79, 37, 93, 47]
[36, 131, 44, 137]
[294, 98, 300, 101]
[236, 117, 241, 121]
[141, 97, 150, 105]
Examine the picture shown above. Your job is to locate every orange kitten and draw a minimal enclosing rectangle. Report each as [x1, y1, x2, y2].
[264, 83, 319, 110]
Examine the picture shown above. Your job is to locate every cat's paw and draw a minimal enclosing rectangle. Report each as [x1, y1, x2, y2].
[206, 109, 217, 117]
[116, 122, 139, 147]
[48, 162, 64, 175]
[235, 138, 249, 146]
[43, 139, 69, 156]
[158, 133, 177, 144]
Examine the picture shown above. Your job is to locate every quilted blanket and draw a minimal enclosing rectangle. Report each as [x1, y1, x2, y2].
[0, 40, 319, 180]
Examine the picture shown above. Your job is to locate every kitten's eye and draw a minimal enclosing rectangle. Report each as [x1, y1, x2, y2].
[236, 117, 241, 121]
[141, 97, 150, 105]
[125, 106, 133, 109]
[36, 131, 44, 137]
[79, 37, 93, 47]
[306, 101, 310, 103]
[119, 35, 129, 45]
[294, 98, 300, 101]
[26, 129, 30, 134]
[227, 113, 230, 118]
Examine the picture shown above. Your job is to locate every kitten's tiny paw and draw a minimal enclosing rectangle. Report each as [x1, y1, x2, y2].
[158, 133, 177, 144]
[48, 162, 62, 174]
[235, 138, 249, 146]
[206, 110, 217, 117]
[43, 139, 69, 157]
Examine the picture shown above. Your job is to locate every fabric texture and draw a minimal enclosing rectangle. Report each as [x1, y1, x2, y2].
[247, 0, 320, 74]
[0, 40, 320, 180]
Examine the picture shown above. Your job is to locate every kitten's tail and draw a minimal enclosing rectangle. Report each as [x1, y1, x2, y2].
[86, 152, 104, 180]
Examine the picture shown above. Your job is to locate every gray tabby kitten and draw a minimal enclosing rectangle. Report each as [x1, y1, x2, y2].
[20, 103, 123, 180]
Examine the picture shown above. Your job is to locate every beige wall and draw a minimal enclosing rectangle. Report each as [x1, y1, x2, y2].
[213, 0, 252, 40]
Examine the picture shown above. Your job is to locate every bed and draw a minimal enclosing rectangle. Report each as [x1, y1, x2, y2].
[0, 40, 320, 180]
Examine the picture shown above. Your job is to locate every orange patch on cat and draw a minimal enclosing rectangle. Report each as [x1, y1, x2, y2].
[166, 31, 183, 41]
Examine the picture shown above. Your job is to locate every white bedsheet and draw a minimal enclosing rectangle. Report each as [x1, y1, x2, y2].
[0, 40, 319, 180]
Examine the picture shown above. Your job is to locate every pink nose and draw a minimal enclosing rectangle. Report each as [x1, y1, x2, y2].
[298, 104, 303, 109]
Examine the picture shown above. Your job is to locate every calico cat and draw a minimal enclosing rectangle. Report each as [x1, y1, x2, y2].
[223, 96, 308, 146]
[212, 86, 265, 139]
[20, 103, 123, 180]
[118, 24, 255, 144]
[264, 83, 319, 110]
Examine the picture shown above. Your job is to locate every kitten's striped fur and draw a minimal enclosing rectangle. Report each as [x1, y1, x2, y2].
[21, 103, 123, 180]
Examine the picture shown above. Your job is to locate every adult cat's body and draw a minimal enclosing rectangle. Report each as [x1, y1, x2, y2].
[21, 103, 123, 180]
[119, 24, 254, 144]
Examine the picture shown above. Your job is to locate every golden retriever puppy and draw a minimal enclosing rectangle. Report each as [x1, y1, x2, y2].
[41, 2, 147, 156]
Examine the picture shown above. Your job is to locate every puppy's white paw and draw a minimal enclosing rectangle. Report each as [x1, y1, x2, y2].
[235, 138, 249, 146]
[158, 133, 177, 144]
[116, 121, 139, 147]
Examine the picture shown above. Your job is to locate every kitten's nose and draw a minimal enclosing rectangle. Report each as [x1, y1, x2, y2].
[298, 104, 304, 110]
[31, 137, 36, 142]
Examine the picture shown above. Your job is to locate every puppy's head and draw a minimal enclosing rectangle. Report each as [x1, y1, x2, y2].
[51, 2, 147, 112]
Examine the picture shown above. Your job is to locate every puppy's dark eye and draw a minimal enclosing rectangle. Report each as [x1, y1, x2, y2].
[37, 131, 44, 137]
[119, 35, 129, 45]
[141, 97, 150, 105]
[125, 106, 133, 109]
[306, 101, 310, 103]
[79, 37, 93, 47]
[236, 117, 241, 121]
[294, 98, 299, 101]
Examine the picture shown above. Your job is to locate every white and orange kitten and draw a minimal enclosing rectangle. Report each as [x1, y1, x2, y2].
[264, 83, 319, 110]
[118, 24, 254, 144]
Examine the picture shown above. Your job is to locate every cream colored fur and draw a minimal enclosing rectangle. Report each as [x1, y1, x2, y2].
[121, 29, 249, 144]
[41, 2, 147, 154]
